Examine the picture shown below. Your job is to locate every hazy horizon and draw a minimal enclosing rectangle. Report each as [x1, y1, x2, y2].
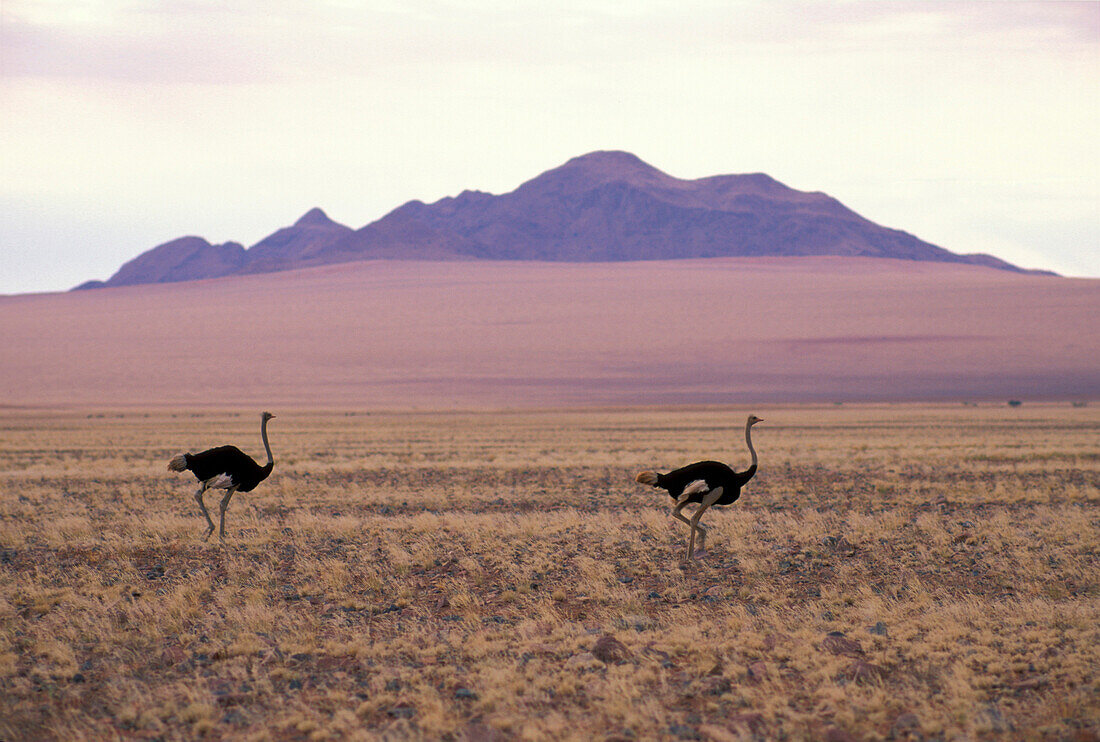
[2, 1, 1098, 294]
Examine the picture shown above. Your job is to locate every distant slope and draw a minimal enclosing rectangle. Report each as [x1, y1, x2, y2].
[76, 152, 1041, 289]
[11, 258, 1094, 407]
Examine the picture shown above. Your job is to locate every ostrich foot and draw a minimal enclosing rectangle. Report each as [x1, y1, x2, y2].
[692, 549, 710, 560]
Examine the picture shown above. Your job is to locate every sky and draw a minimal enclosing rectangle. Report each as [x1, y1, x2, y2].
[1, 1, 1097, 294]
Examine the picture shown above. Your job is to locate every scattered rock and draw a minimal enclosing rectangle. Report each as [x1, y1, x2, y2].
[778, 559, 800, 574]
[161, 647, 186, 665]
[701, 676, 731, 696]
[821, 535, 857, 556]
[387, 703, 416, 719]
[869, 622, 888, 636]
[706, 659, 724, 676]
[647, 591, 662, 599]
[460, 723, 507, 742]
[641, 643, 670, 663]
[890, 712, 922, 740]
[763, 633, 791, 651]
[615, 614, 656, 631]
[746, 661, 769, 684]
[730, 713, 765, 731]
[823, 725, 860, 742]
[1010, 675, 1047, 691]
[822, 632, 864, 657]
[974, 703, 1013, 733]
[454, 687, 478, 700]
[844, 659, 888, 685]
[214, 693, 248, 707]
[221, 709, 246, 726]
[667, 723, 701, 740]
[592, 635, 632, 664]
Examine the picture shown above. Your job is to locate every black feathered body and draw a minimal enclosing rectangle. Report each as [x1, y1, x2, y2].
[653, 460, 757, 505]
[181, 446, 273, 492]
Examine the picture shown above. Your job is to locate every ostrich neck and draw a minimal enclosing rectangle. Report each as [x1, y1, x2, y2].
[261, 418, 273, 465]
[745, 423, 758, 468]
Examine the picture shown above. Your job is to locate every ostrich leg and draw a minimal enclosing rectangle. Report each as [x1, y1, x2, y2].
[671, 497, 698, 559]
[195, 487, 215, 540]
[689, 488, 723, 558]
[217, 486, 239, 542]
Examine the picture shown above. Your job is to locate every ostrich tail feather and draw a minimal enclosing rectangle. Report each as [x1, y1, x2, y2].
[167, 453, 189, 472]
[635, 470, 660, 486]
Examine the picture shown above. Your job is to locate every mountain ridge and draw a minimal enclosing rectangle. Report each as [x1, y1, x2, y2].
[75, 151, 1048, 288]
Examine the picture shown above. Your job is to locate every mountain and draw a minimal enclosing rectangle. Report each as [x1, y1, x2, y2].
[92, 236, 247, 288]
[75, 152, 1039, 288]
[236, 208, 354, 274]
[87, 210, 350, 289]
[353, 151, 1015, 265]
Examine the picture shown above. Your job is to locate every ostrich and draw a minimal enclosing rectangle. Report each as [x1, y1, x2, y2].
[168, 411, 276, 541]
[635, 414, 762, 559]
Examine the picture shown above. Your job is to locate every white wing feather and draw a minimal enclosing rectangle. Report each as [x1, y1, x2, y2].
[682, 479, 710, 497]
[203, 473, 235, 490]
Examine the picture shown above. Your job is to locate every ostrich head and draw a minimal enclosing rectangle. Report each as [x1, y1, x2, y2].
[747, 414, 763, 426]
[262, 411, 276, 422]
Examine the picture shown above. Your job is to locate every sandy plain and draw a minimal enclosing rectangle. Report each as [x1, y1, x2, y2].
[1, 257, 1097, 408]
[0, 404, 1097, 740]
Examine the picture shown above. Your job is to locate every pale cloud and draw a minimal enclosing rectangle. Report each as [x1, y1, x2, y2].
[3, 1, 1094, 83]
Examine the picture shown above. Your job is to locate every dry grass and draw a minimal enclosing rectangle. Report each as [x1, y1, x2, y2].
[1, 404, 1098, 741]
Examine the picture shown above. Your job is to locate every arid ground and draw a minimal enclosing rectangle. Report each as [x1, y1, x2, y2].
[2, 258, 1098, 408]
[1, 404, 1097, 740]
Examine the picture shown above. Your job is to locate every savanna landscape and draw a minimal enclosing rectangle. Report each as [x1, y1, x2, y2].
[6, 3, 1099, 742]
[2, 404, 1097, 741]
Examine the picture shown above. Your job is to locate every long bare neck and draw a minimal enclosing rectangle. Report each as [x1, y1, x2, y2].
[744, 421, 758, 469]
[260, 417, 273, 465]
